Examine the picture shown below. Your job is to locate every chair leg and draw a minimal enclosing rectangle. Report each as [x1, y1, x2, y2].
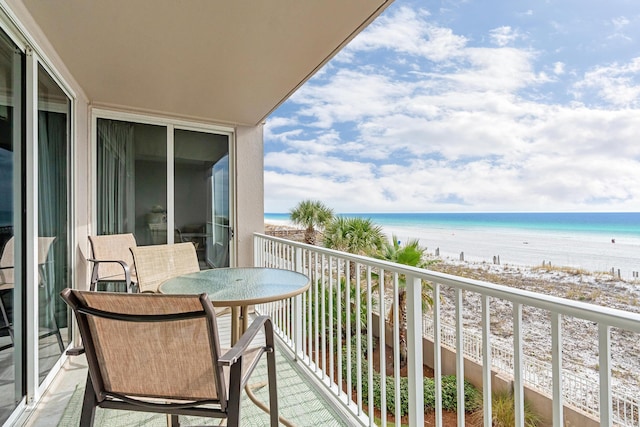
[168, 414, 180, 426]
[264, 320, 279, 427]
[80, 376, 98, 427]
[226, 361, 242, 427]
[50, 311, 65, 353]
[266, 349, 279, 427]
[0, 290, 14, 344]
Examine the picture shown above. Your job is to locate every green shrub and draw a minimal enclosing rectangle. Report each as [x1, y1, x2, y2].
[382, 375, 409, 416]
[349, 334, 377, 358]
[423, 375, 481, 412]
[343, 344, 481, 417]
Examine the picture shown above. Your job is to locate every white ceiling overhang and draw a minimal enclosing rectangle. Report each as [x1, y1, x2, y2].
[18, 0, 393, 126]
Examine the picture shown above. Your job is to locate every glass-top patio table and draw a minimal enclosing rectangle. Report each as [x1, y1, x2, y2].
[158, 267, 310, 345]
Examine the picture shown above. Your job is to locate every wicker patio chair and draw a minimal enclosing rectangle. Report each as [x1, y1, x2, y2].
[88, 233, 138, 292]
[60, 288, 279, 427]
[0, 236, 64, 352]
[129, 242, 199, 293]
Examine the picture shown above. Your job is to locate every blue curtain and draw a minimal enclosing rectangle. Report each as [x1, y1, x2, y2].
[96, 119, 135, 235]
[38, 110, 67, 326]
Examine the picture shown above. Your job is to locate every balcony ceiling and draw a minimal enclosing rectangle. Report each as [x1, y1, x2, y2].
[20, 0, 392, 126]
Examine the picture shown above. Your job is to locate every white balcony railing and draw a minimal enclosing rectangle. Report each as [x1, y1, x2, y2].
[253, 233, 640, 427]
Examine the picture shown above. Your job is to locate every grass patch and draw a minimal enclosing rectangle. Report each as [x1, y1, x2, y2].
[472, 391, 541, 427]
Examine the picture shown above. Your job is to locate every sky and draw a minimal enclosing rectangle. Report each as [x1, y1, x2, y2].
[264, 0, 640, 214]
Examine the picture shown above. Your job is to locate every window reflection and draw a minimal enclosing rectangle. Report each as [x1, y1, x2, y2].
[37, 64, 70, 382]
[0, 27, 22, 424]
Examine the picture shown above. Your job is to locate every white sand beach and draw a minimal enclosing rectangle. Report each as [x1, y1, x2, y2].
[374, 224, 640, 279]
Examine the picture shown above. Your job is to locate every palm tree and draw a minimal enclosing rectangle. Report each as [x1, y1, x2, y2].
[289, 200, 334, 245]
[379, 235, 426, 267]
[376, 234, 435, 362]
[323, 216, 385, 279]
[323, 216, 385, 255]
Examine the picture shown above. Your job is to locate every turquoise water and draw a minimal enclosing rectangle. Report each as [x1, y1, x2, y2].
[265, 212, 640, 238]
[265, 212, 640, 274]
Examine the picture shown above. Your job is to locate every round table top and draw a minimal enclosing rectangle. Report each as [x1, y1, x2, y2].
[158, 267, 310, 306]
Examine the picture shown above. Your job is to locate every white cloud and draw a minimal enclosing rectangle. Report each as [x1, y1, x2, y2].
[265, 116, 296, 129]
[611, 16, 630, 31]
[264, 3, 640, 213]
[264, 151, 374, 179]
[603, 15, 633, 42]
[489, 26, 522, 47]
[573, 57, 640, 107]
[267, 83, 640, 212]
[444, 46, 543, 92]
[290, 69, 412, 129]
[264, 127, 302, 143]
[346, 6, 467, 62]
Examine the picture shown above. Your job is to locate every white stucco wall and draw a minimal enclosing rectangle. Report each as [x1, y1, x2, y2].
[234, 124, 264, 267]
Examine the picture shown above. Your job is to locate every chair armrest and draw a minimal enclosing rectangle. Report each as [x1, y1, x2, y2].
[218, 315, 273, 366]
[87, 258, 133, 291]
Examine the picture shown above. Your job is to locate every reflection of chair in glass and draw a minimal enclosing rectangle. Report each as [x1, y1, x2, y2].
[60, 289, 279, 427]
[0, 236, 64, 352]
[129, 242, 199, 293]
[88, 233, 138, 292]
[175, 223, 207, 263]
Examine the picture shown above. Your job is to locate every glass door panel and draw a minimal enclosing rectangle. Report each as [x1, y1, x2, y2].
[96, 119, 167, 246]
[174, 129, 229, 268]
[0, 27, 23, 424]
[37, 64, 71, 382]
[210, 154, 229, 267]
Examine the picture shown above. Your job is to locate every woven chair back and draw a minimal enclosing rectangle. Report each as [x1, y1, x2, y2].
[130, 242, 200, 293]
[0, 236, 55, 285]
[66, 290, 225, 402]
[38, 237, 56, 264]
[89, 233, 137, 282]
[0, 237, 13, 284]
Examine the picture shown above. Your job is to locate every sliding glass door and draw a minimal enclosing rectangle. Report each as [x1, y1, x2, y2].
[96, 118, 231, 268]
[174, 129, 230, 268]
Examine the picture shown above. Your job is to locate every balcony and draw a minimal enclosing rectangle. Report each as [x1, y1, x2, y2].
[19, 233, 640, 426]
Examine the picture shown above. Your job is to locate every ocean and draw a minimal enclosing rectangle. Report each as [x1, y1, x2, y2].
[264, 212, 640, 278]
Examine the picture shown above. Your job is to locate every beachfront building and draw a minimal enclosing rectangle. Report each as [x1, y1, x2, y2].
[1, 1, 640, 426]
